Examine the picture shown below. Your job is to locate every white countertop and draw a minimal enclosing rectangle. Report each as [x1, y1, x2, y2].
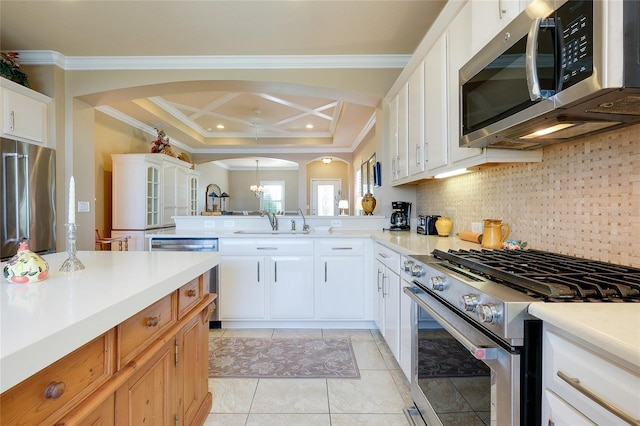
[0, 250, 220, 393]
[528, 303, 640, 372]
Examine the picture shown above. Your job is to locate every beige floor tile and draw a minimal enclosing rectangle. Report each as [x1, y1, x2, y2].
[272, 328, 323, 339]
[209, 328, 225, 338]
[322, 329, 375, 341]
[328, 370, 406, 414]
[204, 413, 248, 426]
[220, 328, 275, 338]
[246, 413, 331, 425]
[250, 378, 329, 413]
[351, 340, 387, 370]
[388, 368, 413, 406]
[331, 413, 410, 425]
[209, 378, 259, 413]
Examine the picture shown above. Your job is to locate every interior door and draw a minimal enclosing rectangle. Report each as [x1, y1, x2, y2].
[310, 179, 341, 216]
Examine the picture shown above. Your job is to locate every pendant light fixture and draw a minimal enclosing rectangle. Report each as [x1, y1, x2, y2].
[250, 159, 264, 197]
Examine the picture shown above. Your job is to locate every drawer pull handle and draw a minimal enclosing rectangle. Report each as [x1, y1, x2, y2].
[146, 316, 159, 327]
[44, 381, 66, 399]
[186, 289, 197, 297]
[557, 370, 640, 425]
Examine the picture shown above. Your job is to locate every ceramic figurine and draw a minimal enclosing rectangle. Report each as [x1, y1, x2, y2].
[3, 242, 49, 284]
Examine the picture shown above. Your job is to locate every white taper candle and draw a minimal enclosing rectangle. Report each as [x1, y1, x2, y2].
[69, 176, 75, 224]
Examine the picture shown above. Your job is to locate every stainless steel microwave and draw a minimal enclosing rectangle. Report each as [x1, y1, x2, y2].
[460, 0, 640, 150]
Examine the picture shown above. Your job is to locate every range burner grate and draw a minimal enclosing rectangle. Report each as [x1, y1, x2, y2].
[432, 249, 640, 302]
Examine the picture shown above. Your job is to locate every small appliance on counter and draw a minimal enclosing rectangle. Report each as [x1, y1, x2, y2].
[416, 215, 440, 235]
[389, 201, 411, 231]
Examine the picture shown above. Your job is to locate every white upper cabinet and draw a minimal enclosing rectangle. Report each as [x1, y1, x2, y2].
[470, 0, 523, 55]
[424, 33, 449, 172]
[0, 78, 51, 145]
[396, 84, 409, 181]
[407, 62, 426, 177]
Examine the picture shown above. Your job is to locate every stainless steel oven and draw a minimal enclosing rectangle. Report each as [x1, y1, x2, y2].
[404, 284, 524, 425]
[403, 248, 640, 426]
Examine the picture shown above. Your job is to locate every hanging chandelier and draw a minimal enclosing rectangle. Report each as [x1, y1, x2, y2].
[250, 159, 264, 198]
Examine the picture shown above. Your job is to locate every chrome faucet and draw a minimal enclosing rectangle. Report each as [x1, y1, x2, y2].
[261, 211, 278, 231]
[298, 208, 309, 231]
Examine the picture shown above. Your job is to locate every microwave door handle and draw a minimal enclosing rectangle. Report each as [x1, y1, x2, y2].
[526, 18, 543, 101]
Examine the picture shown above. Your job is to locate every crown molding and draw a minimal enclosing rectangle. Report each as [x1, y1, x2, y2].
[12, 50, 410, 70]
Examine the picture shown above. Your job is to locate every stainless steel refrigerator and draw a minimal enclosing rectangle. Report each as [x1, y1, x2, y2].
[1, 138, 56, 260]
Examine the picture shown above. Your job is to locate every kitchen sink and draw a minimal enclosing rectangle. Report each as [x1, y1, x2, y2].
[233, 230, 310, 235]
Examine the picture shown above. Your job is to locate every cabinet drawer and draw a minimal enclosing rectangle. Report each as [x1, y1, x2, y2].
[544, 328, 640, 425]
[178, 276, 203, 319]
[0, 331, 113, 426]
[315, 239, 364, 256]
[375, 243, 400, 270]
[118, 294, 176, 367]
[220, 238, 313, 255]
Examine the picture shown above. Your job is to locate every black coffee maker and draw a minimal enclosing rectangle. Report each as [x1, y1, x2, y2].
[390, 201, 411, 231]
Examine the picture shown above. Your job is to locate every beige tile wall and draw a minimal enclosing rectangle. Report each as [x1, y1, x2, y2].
[416, 124, 640, 267]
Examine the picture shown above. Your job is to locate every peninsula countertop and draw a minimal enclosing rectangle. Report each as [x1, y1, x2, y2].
[0, 250, 220, 393]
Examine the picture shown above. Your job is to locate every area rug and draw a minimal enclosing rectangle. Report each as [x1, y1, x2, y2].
[418, 334, 490, 378]
[209, 338, 360, 379]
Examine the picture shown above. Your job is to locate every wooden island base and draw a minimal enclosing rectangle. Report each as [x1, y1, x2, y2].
[1, 272, 216, 426]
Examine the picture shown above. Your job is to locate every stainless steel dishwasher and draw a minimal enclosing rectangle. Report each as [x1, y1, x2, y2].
[150, 237, 220, 328]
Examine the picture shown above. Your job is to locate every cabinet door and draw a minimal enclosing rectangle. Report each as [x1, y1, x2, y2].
[383, 269, 400, 360]
[399, 280, 413, 381]
[189, 174, 199, 215]
[175, 166, 190, 217]
[269, 255, 315, 319]
[388, 95, 399, 181]
[424, 33, 449, 171]
[470, 0, 521, 55]
[396, 83, 409, 180]
[316, 255, 365, 319]
[374, 260, 386, 333]
[115, 341, 176, 425]
[146, 164, 161, 228]
[447, 3, 484, 164]
[543, 390, 596, 426]
[162, 163, 178, 226]
[178, 309, 210, 426]
[219, 255, 266, 319]
[408, 62, 426, 176]
[1, 85, 48, 144]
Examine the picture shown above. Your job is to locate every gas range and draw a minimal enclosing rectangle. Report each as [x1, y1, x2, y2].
[405, 249, 640, 347]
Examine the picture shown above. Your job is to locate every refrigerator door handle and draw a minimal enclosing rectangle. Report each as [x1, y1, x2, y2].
[19, 153, 30, 241]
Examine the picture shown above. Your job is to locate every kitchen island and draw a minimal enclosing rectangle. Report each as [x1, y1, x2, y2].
[1, 250, 219, 425]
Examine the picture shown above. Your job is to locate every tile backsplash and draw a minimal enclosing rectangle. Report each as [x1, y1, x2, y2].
[416, 124, 640, 267]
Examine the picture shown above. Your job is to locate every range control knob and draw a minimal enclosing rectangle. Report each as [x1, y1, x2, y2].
[478, 304, 500, 324]
[411, 264, 425, 277]
[460, 294, 478, 311]
[430, 276, 446, 291]
[403, 260, 414, 273]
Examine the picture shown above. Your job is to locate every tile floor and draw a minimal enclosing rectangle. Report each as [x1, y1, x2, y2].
[205, 328, 413, 426]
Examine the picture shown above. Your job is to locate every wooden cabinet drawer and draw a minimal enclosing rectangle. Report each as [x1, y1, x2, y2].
[0, 331, 113, 426]
[544, 327, 640, 424]
[118, 293, 176, 368]
[178, 275, 203, 319]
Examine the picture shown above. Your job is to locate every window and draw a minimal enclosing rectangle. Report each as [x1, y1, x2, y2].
[260, 181, 284, 213]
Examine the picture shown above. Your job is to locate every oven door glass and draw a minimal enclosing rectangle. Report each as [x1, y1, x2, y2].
[416, 302, 491, 425]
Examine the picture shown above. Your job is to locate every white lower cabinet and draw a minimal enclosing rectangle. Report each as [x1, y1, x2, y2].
[375, 243, 401, 361]
[219, 239, 313, 321]
[269, 255, 314, 319]
[315, 239, 365, 319]
[219, 254, 266, 319]
[542, 324, 640, 426]
[219, 238, 369, 325]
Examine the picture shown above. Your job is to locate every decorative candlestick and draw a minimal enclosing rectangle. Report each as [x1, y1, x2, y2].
[59, 222, 84, 272]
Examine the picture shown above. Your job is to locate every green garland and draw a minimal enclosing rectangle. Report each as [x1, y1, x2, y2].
[1, 52, 30, 88]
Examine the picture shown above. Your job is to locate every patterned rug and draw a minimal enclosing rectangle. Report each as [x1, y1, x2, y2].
[209, 337, 360, 379]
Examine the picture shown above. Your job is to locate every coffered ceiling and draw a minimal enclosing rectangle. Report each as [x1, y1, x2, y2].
[0, 0, 447, 160]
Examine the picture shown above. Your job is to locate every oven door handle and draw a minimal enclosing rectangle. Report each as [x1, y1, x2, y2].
[403, 286, 500, 360]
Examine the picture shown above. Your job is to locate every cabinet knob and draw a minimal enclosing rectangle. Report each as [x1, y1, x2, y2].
[44, 381, 66, 399]
[186, 289, 197, 297]
[146, 316, 159, 327]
